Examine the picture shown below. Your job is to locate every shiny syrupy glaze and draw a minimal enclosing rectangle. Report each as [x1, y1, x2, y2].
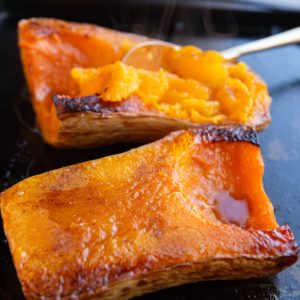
[0, 126, 298, 299]
[213, 192, 249, 227]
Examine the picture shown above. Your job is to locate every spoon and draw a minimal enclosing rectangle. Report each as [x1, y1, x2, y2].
[122, 27, 300, 71]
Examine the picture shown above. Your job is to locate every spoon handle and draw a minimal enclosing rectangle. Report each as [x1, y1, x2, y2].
[221, 27, 300, 60]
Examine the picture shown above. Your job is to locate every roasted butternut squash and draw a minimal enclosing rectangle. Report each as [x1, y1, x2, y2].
[1, 125, 298, 300]
[19, 18, 271, 148]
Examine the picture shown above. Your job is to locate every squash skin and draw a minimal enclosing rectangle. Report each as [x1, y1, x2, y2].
[53, 94, 198, 148]
[53, 94, 269, 148]
[1, 125, 298, 300]
[19, 18, 271, 148]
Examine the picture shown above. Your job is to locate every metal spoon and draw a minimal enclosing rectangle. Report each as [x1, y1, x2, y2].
[122, 27, 300, 70]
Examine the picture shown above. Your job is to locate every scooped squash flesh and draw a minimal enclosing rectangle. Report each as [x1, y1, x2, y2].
[19, 18, 271, 148]
[71, 53, 269, 125]
[1, 125, 298, 300]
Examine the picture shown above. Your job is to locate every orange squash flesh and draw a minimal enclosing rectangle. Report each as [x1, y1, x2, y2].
[19, 18, 272, 148]
[70, 62, 226, 124]
[1, 125, 298, 300]
[70, 48, 269, 125]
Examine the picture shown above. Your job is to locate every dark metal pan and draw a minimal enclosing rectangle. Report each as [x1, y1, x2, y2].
[0, 4, 299, 299]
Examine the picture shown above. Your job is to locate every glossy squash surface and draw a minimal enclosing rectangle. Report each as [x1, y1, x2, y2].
[1, 125, 298, 300]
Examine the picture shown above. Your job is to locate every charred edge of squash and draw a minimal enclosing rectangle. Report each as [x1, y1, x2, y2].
[250, 225, 299, 258]
[22, 225, 298, 300]
[53, 94, 151, 116]
[189, 124, 259, 146]
[20, 19, 58, 37]
[19, 18, 148, 41]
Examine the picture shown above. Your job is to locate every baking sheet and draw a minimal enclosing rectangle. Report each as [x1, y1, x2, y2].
[0, 14, 299, 300]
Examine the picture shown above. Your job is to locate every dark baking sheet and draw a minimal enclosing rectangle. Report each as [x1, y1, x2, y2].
[0, 10, 300, 300]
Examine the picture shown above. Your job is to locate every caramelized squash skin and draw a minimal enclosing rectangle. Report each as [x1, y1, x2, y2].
[19, 18, 271, 148]
[1, 125, 298, 300]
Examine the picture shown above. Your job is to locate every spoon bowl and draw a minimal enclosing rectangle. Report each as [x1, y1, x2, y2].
[123, 27, 300, 71]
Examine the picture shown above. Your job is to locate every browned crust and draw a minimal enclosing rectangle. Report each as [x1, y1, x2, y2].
[25, 253, 297, 300]
[53, 95, 152, 116]
[18, 225, 298, 299]
[19, 17, 147, 45]
[190, 124, 259, 145]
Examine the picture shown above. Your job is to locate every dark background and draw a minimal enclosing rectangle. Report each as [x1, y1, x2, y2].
[0, 0, 300, 299]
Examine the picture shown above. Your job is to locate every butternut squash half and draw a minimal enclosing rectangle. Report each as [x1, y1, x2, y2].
[1, 125, 298, 300]
[19, 18, 271, 148]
